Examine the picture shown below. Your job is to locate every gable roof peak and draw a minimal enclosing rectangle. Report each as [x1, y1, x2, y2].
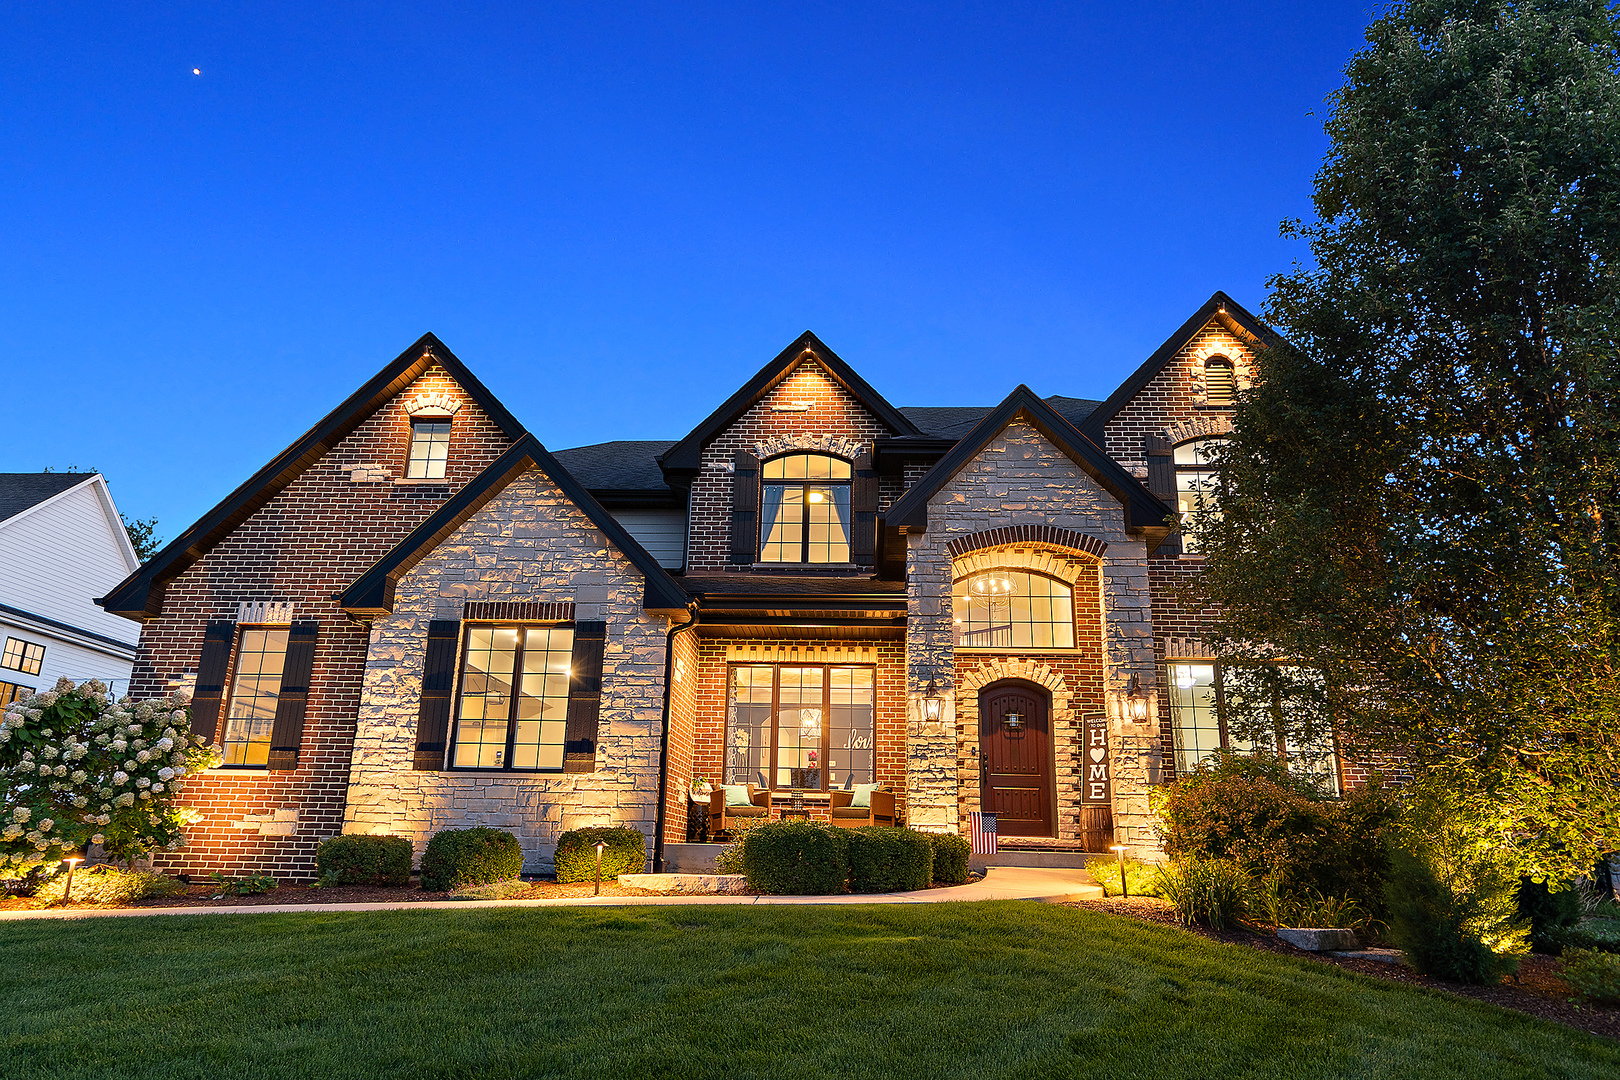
[657, 331, 924, 473]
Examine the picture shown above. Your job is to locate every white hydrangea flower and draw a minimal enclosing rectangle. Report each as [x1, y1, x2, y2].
[158, 767, 175, 781]
[114, 793, 136, 808]
[70, 770, 86, 783]
[37, 765, 51, 777]
[136, 750, 151, 763]
[71, 796, 87, 808]
[38, 818, 53, 830]
[152, 782, 164, 792]
[124, 760, 137, 771]
[136, 777, 151, 788]
[156, 738, 174, 752]
[112, 771, 129, 785]
[53, 764, 67, 777]
[91, 833, 104, 845]
[12, 808, 30, 822]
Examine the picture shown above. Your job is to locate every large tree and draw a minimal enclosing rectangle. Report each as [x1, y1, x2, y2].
[1196, 0, 1620, 882]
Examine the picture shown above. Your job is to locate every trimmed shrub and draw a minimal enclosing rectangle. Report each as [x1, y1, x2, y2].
[554, 827, 646, 884]
[1155, 753, 1398, 912]
[1515, 877, 1583, 954]
[1551, 919, 1620, 955]
[420, 827, 523, 891]
[1561, 948, 1620, 1005]
[1155, 857, 1249, 929]
[315, 834, 412, 887]
[847, 828, 933, 893]
[33, 866, 187, 906]
[1384, 844, 1522, 984]
[928, 832, 971, 885]
[741, 820, 848, 895]
[1086, 853, 1163, 898]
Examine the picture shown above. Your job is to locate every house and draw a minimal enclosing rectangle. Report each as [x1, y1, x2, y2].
[0, 473, 141, 702]
[99, 293, 1343, 879]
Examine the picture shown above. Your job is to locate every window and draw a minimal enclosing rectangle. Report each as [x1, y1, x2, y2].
[1, 638, 45, 676]
[725, 664, 874, 790]
[1204, 356, 1236, 405]
[952, 570, 1075, 649]
[758, 454, 852, 564]
[451, 624, 574, 769]
[0, 681, 32, 705]
[221, 626, 289, 767]
[406, 417, 452, 479]
[1174, 437, 1225, 552]
[1167, 661, 1339, 793]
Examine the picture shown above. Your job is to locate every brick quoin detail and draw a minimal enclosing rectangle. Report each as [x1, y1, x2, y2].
[945, 525, 1108, 561]
[685, 358, 900, 571]
[130, 365, 513, 879]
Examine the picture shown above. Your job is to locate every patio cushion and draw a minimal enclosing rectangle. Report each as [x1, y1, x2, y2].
[723, 784, 754, 808]
[850, 783, 881, 808]
[725, 804, 768, 817]
[831, 806, 872, 819]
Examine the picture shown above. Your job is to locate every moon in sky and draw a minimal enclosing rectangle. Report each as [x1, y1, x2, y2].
[192, 68, 201, 76]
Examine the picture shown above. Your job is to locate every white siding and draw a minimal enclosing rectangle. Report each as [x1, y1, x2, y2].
[0, 481, 140, 648]
[0, 618, 133, 697]
[611, 509, 686, 570]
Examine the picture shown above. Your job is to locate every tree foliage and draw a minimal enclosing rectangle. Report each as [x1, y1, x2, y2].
[1195, 0, 1620, 882]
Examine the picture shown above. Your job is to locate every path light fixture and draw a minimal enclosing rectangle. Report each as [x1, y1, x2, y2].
[593, 840, 608, 896]
[922, 675, 943, 725]
[61, 853, 84, 905]
[1110, 844, 1130, 899]
[1125, 675, 1150, 723]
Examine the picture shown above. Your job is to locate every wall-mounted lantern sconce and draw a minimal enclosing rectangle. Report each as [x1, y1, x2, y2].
[1126, 675, 1150, 723]
[922, 675, 943, 724]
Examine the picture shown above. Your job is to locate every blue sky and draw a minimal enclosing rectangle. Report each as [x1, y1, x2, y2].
[1, 3, 1371, 539]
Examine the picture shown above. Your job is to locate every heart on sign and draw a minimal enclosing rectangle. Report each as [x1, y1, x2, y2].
[1089, 748, 1105, 763]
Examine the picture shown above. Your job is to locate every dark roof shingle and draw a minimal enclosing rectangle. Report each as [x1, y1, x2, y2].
[0, 473, 91, 523]
[551, 441, 675, 492]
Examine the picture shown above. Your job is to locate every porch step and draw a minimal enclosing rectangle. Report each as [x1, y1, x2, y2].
[971, 850, 1096, 869]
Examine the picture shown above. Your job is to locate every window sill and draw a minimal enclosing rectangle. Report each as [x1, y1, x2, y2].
[441, 767, 567, 775]
[393, 477, 453, 487]
[955, 646, 1085, 655]
[210, 767, 270, 776]
[732, 564, 864, 573]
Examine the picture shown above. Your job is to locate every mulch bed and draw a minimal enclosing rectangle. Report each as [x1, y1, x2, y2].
[0, 880, 645, 911]
[1066, 896, 1619, 1041]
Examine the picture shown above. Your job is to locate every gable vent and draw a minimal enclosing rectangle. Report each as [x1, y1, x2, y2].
[1204, 357, 1236, 406]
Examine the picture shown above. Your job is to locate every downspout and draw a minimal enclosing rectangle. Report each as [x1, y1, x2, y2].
[652, 601, 700, 873]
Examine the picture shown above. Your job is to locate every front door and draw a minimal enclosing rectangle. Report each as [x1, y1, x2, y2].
[979, 681, 1053, 837]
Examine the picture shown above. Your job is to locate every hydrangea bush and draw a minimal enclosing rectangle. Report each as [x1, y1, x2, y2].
[0, 678, 219, 874]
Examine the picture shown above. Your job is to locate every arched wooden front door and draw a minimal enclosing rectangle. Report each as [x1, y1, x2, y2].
[979, 680, 1054, 837]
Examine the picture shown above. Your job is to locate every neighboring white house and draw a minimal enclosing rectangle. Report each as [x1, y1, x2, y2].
[0, 474, 140, 700]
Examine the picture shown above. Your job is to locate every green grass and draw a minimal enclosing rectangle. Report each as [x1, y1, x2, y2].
[0, 902, 1613, 1079]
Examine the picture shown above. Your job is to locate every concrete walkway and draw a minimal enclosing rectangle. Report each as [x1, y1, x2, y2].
[0, 865, 1102, 922]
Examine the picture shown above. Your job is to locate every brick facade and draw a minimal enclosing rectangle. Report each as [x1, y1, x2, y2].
[131, 365, 512, 878]
[685, 358, 898, 570]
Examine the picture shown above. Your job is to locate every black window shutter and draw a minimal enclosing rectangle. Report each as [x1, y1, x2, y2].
[413, 620, 461, 771]
[730, 450, 759, 564]
[563, 621, 607, 773]
[267, 621, 319, 772]
[190, 620, 236, 743]
[1144, 435, 1182, 555]
[851, 452, 878, 566]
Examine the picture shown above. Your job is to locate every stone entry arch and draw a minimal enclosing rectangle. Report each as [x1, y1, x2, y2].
[956, 659, 1081, 839]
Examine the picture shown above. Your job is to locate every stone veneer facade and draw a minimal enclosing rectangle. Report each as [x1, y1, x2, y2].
[343, 468, 670, 873]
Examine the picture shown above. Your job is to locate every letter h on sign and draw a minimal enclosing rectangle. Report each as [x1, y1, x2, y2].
[1083, 713, 1110, 803]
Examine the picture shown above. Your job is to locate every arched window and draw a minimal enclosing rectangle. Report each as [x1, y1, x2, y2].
[1174, 437, 1225, 552]
[758, 454, 852, 564]
[1204, 356, 1236, 406]
[951, 569, 1074, 649]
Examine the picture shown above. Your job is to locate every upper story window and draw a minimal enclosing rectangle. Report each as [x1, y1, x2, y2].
[1204, 356, 1236, 405]
[1, 637, 44, 676]
[222, 626, 288, 767]
[406, 417, 452, 479]
[1174, 437, 1226, 553]
[952, 570, 1075, 649]
[758, 454, 852, 564]
[1167, 661, 1339, 794]
[451, 624, 574, 770]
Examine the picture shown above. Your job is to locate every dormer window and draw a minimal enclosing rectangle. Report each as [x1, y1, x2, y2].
[406, 417, 452, 479]
[1204, 356, 1236, 406]
[758, 454, 852, 564]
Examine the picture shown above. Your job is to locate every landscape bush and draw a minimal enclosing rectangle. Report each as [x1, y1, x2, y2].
[927, 832, 971, 885]
[1550, 919, 1620, 955]
[1384, 843, 1524, 984]
[846, 827, 932, 893]
[315, 834, 413, 887]
[1154, 752, 1398, 911]
[1085, 853, 1162, 898]
[420, 827, 523, 891]
[1560, 948, 1620, 1006]
[1155, 857, 1249, 929]
[740, 820, 848, 895]
[553, 827, 645, 883]
[32, 865, 186, 905]
[1514, 877, 1583, 954]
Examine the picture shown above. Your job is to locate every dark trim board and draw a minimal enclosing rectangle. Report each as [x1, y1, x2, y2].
[656, 332, 926, 474]
[339, 434, 691, 618]
[99, 334, 528, 621]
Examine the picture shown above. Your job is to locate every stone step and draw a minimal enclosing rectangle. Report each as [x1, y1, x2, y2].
[971, 850, 1097, 869]
[661, 842, 727, 873]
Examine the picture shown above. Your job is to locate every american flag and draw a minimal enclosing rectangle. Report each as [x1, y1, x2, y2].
[969, 811, 997, 855]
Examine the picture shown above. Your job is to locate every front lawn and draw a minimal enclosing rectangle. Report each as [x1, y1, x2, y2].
[1, 902, 1613, 1079]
